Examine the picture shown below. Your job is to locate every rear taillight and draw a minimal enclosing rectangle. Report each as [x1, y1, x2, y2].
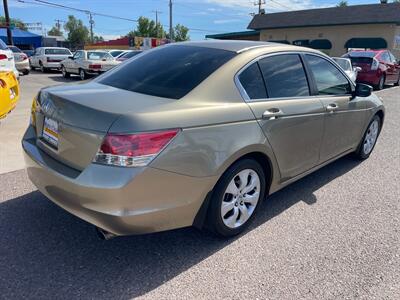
[371, 58, 379, 71]
[94, 129, 179, 167]
[89, 64, 101, 69]
[0, 54, 7, 60]
[0, 79, 6, 88]
[21, 54, 28, 61]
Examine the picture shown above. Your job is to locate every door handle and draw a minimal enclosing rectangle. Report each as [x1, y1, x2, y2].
[326, 103, 338, 112]
[262, 108, 283, 119]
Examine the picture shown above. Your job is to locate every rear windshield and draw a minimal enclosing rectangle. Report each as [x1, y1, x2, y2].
[0, 39, 8, 50]
[333, 58, 351, 71]
[98, 45, 236, 99]
[9, 46, 22, 53]
[345, 51, 376, 58]
[109, 50, 124, 57]
[45, 48, 71, 55]
[348, 57, 373, 64]
[87, 52, 112, 60]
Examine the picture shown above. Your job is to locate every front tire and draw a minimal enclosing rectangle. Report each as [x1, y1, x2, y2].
[354, 115, 381, 160]
[207, 159, 266, 237]
[395, 74, 400, 87]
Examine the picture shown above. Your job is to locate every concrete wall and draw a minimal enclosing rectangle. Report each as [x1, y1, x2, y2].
[260, 23, 398, 57]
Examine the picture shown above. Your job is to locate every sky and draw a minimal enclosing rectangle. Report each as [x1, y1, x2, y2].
[1, 0, 387, 40]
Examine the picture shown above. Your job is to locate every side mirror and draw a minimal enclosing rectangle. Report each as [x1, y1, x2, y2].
[354, 67, 362, 72]
[354, 83, 372, 98]
[68, 56, 74, 60]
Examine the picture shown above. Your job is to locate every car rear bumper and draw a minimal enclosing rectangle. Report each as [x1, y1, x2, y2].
[43, 62, 62, 69]
[22, 125, 215, 236]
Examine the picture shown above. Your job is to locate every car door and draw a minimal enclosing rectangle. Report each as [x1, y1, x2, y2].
[238, 53, 325, 181]
[304, 54, 367, 163]
[30, 48, 40, 67]
[380, 51, 396, 82]
[70, 51, 83, 73]
[389, 51, 400, 82]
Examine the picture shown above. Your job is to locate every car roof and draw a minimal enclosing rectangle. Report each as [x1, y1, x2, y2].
[177, 40, 318, 54]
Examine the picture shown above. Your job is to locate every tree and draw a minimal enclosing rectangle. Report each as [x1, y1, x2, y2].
[171, 24, 189, 42]
[47, 26, 63, 36]
[64, 15, 89, 48]
[0, 16, 27, 30]
[336, 1, 348, 7]
[128, 16, 165, 38]
[93, 35, 104, 43]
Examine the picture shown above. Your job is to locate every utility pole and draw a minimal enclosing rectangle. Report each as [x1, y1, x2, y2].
[88, 12, 94, 43]
[54, 19, 64, 32]
[169, 0, 173, 42]
[152, 10, 162, 37]
[2, 0, 13, 45]
[254, 0, 266, 14]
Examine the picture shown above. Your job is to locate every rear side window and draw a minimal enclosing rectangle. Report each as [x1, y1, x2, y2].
[98, 45, 236, 99]
[0, 39, 8, 50]
[306, 55, 351, 95]
[238, 63, 267, 100]
[45, 48, 71, 55]
[258, 54, 310, 98]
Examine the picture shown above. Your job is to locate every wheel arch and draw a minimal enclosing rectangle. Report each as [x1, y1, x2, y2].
[193, 150, 275, 230]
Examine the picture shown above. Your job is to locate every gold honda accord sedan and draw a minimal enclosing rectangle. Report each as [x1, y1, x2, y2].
[23, 41, 384, 239]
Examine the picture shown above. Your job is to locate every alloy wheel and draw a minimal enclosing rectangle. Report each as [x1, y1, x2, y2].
[363, 119, 379, 155]
[80, 69, 85, 80]
[221, 169, 261, 229]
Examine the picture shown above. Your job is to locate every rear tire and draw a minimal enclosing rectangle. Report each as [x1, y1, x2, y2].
[354, 115, 381, 160]
[375, 75, 385, 90]
[206, 159, 266, 237]
[79, 68, 87, 80]
[395, 74, 400, 86]
[61, 66, 70, 78]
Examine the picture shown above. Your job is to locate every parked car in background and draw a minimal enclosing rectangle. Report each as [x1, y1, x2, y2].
[116, 50, 142, 62]
[29, 47, 72, 72]
[8, 45, 30, 75]
[332, 57, 360, 82]
[0, 39, 19, 79]
[0, 71, 19, 120]
[23, 41, 384, 239]
[60, 50, 120, 80]
[343, 50, 400, 90]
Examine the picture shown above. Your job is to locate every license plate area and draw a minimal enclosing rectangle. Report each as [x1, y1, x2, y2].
[42, 117, 59, 149]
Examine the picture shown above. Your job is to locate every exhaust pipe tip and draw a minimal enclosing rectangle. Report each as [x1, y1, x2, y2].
[95, 227, 116, 240]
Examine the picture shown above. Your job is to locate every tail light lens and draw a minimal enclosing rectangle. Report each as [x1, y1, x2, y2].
[89, 64, 101, 69]
[94, 129, 179, 167]
[0, 79, 6, 88]
[0, 54, 8, 60]
[21, 54, 28, 61]
[371, 58, 379, 71]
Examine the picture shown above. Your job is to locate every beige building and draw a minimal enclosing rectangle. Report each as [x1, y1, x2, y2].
[208, 3, 400, 58]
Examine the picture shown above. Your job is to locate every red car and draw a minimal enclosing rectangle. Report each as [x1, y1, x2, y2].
[343, 50, 400, 90]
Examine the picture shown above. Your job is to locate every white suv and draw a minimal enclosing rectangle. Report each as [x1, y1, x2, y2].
[0, 39, 19, 79]
[29, 47, 72, 72]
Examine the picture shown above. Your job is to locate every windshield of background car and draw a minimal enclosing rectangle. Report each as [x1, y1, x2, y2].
[0, 39, 8, 50]
[110, 50, 124, 57]
[122, 51, 142, 59]
[87, 52, 112, 60]
[45, 48, 71, 55]
[98, 45, 236, 99]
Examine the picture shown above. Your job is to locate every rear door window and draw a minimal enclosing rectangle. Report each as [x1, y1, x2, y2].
[238, 63, 267, 100]
[98, 45, 236, 99]
[258, 54, 310, 98]
[305, 54, 351, 95]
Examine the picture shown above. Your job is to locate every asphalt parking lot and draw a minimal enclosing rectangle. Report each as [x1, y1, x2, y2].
[0, 72, 399, 299]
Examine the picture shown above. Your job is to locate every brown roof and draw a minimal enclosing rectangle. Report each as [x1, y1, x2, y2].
[248, 3, 400, 30]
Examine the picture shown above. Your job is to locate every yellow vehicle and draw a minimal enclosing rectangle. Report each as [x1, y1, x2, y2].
[0, 71, 19, 119]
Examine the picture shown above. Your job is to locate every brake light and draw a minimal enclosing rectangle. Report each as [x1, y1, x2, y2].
[89, 64, 101, 69]
[371, 58, 379, 71]
[0, 54, 7, 60]
[21, 54, 28, 61]
[0, 79, 6, 88]
[94, 129, 179, 167]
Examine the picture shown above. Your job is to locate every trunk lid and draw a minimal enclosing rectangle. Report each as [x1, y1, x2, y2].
[34, 82, 174, 170]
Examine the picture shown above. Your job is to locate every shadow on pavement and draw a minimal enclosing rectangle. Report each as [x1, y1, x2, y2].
[0, 156, 360, 299]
